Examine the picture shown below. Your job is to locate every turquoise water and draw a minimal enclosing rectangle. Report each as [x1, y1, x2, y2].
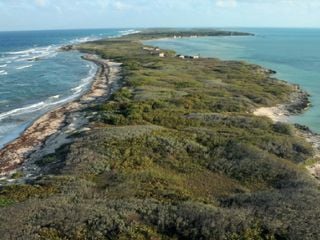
[0, 29, 139, 148]
[147, 28, 320, 133]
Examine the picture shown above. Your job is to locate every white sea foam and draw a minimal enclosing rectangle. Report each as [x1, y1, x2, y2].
[71, 64, 96, 95]
[68, 31, 138, 44]
[70, 36, 100, 44]
[49, 95, 75, 106]
[0, 31, 125, 148]
[0, 33, 103, 128]
[0, 101, 46, 121]
[16, 65, 33, 70]
[6, 46, 56, 55]
[4, 45, 59, 65]
[119, 29, 141, 36]
[2, 56, 19, 62]
[15, 52, 54, 62]
[15, 57, 33, 62]
[49, 95, 60, 100]
[0, 94, 74, 122]
[0, 61, 97, 122]
[1, 30, 138, 71]
[0, 70, 7, 75]
[6, 48, 38, 55]
[107, 29, 140, 39]
[71, 85, 83, 94]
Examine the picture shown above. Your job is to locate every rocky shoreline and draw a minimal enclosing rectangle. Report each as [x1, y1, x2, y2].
[0, 54, 122, 182]
[254, 83, 310, 121]
[254, 82, 320, 180]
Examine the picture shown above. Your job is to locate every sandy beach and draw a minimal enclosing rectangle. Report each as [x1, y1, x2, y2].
[0, 54, 122, 180]
[254, 84, 310, 121]
[253, 106, 288, 122]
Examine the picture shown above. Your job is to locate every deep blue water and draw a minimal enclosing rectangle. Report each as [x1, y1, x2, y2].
[147, 28, 320, 133]
[0, 28, 139, 147]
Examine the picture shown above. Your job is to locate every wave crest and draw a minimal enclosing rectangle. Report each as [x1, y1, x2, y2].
[16, 65, 33, 70]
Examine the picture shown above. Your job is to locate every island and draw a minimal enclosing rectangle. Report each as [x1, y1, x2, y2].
[0, 29, 319, 240]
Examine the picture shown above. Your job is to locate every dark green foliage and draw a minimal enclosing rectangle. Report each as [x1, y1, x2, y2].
[124, 28, 253, 41]
[273, 122, 293, 135]
[0, 198, 14, 207]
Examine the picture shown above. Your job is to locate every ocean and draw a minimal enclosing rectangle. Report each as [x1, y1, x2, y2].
[0, 28, 138, 148]
[146, 28, 320, 133]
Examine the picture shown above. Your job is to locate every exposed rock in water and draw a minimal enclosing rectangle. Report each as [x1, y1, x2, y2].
[255, 67, 277, 75]
[267, 69, 277, 74]
[294, 123, 313, 133]
[285, 87, 310, 114]
[60, 45, 75, 51]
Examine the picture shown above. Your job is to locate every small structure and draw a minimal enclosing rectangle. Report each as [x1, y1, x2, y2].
[176, 54, 200, 60]
[159, 53, 165, 58]
[155, 48, 160, 52]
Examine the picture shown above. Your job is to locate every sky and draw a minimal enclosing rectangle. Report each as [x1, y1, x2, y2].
[0, 0, 320, 31]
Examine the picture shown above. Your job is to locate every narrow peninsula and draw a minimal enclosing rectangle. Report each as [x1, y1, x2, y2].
[0, 29, 319, 240]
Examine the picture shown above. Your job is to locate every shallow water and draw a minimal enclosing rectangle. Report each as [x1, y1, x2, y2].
[147, 28, 320, 133]
[0, 28, 139, 148]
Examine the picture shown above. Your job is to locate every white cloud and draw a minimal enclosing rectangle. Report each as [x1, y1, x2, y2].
[112, 1, 134, 11]
[34, 0, 47, 7]
[216, 0, 238, 8]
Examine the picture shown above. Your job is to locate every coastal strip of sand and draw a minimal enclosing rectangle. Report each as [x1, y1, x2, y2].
[0, 54, 122, 181]
[253, 106, 288, 122]
[253, 85, 320, 180]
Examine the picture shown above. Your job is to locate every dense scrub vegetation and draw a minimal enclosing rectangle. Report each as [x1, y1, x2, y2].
[125, 28, 253, 40]
[0, 30, 319, 240]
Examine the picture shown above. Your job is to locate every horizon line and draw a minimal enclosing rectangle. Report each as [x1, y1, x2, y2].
[1, 26, 320, 33]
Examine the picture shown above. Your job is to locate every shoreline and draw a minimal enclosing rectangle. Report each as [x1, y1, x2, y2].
[253, 84, 320, 179]
[0, 54, 122, 180]
[145, 35, 320, 180]
[253, 84, 310, 122]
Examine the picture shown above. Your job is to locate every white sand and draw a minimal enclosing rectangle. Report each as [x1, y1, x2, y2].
[253, 106, 288, 122]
